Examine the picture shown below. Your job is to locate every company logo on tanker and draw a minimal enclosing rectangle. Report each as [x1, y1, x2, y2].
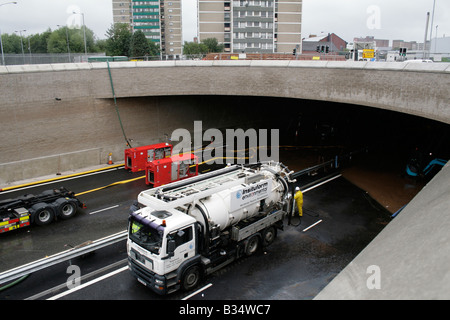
[241, 181, 269, 201]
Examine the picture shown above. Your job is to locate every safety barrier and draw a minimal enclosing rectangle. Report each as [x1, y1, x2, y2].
[0, 230, 127, 285]
[291, 147, 368, 180]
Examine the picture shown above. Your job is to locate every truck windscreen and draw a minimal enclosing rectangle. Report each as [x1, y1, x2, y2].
[129, 219, 163, 254]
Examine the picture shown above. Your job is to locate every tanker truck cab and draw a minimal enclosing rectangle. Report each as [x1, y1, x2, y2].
[128, 207, 199, 294]
[127, 163, 296, 295]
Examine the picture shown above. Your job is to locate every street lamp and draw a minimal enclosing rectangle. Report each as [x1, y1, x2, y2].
[57, 24, 71, 62]
[435, 25, 438, 53]
[15, 29, 26, 64]
[0, 1, 18, 66]
[72, 11, 87, 60]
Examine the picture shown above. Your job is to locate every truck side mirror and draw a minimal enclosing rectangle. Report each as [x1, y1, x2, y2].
[167, 240, 176, 257]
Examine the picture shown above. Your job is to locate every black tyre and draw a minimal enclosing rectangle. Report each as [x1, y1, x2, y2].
[262, 226, 277, 246]
[182, 266, 201, 292]
[32, 203, 55, 226]
[245, 235, 260, 256]
[54, 198, 77, 220]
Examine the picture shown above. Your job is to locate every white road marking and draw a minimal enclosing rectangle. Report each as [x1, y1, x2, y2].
[182, 283, 213, 300]
[46, 266, 129, 300]
[89, 205, 120, 215]
[302, 174, 342, 193]
[303, 220, 323, 232]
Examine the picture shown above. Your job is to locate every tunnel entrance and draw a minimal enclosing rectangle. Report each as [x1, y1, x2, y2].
[110, 94, 448, 213]
[141, 94, 449, 213]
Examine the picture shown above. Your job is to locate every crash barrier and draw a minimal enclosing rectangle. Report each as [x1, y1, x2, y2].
[291, 147, 368, 181]
[0, 230, 127, 285]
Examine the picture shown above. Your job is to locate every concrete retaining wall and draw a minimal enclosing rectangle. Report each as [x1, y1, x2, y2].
[0, 61, 449, 185]
[315, 161, 450, 299]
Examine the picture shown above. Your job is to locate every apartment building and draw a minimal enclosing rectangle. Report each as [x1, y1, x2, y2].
[198, 0, 302, 54]
[112, 0, 183, 57]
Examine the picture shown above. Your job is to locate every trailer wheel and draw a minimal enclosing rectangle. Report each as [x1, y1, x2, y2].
[262, 227, 277, 246]
[32, 203, 55, 226]
[245, 235, 260, 256]
[182, 266, 201, 292]
[54, 198, 77, 220]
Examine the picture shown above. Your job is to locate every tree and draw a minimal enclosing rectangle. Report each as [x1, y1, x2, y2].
[47, 25, 97, 54]
[1, 33, 23, 54]
[183, 38, 224, 56]
[129, 30, 151, 57]
[105, 23, 132, 56]
[202, 38, 224, 53]
[29, 29, 52, 53]
[183, 41, 208, 55]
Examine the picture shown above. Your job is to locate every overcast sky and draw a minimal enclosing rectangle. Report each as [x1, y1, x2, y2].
[0, 0, 448, 45]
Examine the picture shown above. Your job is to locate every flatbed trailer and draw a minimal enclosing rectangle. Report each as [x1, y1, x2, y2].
[0, 187, 84, 233]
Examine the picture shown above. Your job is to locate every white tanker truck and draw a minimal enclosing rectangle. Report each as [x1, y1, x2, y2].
[127, 162, 296, 295]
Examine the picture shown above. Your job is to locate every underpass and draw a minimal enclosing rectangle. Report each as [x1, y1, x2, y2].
[0, 61, 449, 300]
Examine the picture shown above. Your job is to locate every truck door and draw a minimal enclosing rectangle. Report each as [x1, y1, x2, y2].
[166, 225, 195, 270]
[171, 161, 179, 181]
[148, 149, 155, 162]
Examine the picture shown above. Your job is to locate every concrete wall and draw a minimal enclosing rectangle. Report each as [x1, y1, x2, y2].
[0, 61, 449, 184]
[89, 60, 449, 124]
[315, 161, 450, 300]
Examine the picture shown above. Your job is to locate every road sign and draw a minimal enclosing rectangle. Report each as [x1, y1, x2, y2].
[363, 49, 375, 59]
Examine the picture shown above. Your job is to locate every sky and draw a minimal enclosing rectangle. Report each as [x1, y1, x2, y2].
[0, 0, 449, 45]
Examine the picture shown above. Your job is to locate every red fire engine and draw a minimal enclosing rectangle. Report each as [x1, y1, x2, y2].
[124, 143, 173, 172]
[146, 154, 199, 187]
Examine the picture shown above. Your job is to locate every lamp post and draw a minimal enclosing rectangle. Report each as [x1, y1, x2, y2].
[0, 1, 18, 66]
[435, 25, 438, 54]
[15, 29, 26, 64]
[73, 11, 87, 61]
[429, 0, 436, 46]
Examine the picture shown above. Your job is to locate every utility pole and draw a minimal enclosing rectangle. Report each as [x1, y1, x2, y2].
[0, 1, 18, 65]
[423, 12, 430, 59]
[15, 29, 26, 64]
[429, 0, 436, 49]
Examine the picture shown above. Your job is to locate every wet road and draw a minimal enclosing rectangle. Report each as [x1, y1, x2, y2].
[0, 165, 391, 300]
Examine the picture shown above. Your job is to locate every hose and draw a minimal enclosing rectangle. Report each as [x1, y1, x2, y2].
[0, 274, 29, 292]
[107, 61, 133, 148]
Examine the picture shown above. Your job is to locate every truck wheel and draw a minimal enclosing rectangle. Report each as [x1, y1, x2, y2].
[262, 227, 277, 246]
[54, 198, 77, 220]
[32, 204, 55, 226]
[182, 266, 201, 292]
[245, 235, 260, 256]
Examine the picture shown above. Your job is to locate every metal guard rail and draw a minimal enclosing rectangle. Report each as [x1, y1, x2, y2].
[291, 147, 368, 180]
[0, 230, 127, 285]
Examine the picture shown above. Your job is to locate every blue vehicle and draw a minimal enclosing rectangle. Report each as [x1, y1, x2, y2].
[406, 149, 447, 178]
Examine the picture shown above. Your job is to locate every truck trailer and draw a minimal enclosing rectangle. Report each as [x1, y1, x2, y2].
[127, 162, 295, 294]
[0, 187, 84, 233]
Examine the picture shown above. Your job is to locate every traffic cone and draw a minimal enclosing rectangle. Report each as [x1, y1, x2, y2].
[108, 153, 114, 165]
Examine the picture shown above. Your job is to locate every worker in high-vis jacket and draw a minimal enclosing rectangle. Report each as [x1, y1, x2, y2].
[294, 187, 303, 217]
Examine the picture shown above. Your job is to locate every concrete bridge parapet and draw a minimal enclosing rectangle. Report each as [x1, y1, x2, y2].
[0, 60, 449, 184]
